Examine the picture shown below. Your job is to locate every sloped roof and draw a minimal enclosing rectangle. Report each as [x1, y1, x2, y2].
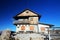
[39, 23, 54, 27]
[13, 9, 41, 19]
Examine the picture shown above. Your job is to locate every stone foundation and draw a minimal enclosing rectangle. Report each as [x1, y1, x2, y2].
[14, 33, 45, 40]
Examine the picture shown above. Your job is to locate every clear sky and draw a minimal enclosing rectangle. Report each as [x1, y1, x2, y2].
[0, 0, 60, 31]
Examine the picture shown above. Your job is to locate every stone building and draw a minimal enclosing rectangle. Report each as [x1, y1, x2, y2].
[13, 9, 54, 40]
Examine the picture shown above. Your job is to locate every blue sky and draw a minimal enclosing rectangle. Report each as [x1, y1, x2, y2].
[0, 0, 60, 31]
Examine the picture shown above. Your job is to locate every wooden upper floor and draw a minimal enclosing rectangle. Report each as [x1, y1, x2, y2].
[13, 9, 41, 24]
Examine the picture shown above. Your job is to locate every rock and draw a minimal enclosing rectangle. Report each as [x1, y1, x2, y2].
[1, 29, 11, 40]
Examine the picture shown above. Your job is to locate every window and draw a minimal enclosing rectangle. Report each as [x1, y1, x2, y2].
[21, 25, 25, 30]
[26, 11, 29, 13]
[30, 26, 34, 30]
[41, 27, 45, 32]
[30, 17, 33, 21]
[17, 27, 19, 28]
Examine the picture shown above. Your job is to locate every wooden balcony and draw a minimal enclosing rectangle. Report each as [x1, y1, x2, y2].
[13, 20, 29, 25]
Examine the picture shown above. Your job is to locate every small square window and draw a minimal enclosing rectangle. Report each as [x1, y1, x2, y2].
[30, 17, 33, 21]
[26, 11, 29, 13]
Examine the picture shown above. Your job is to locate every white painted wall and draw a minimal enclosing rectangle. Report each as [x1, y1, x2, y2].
[38, 24, 50, 34]
[16, 24, 50, 34]
[16, 24, 38, 32]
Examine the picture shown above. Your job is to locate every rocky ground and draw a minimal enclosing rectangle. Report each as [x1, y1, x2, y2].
[0, 29, 16, 40]
[0, 29, 44, 40]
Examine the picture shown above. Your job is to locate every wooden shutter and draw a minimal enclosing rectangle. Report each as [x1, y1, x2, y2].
[21, 25, 25, 30]
[41, 27, 45, 32]
[30, 26, 34, 30]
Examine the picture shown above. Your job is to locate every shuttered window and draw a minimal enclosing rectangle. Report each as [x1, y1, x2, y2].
[30, 26, 34, 30]
[21, 25, 25, 30]
[41, 27, 45, 32]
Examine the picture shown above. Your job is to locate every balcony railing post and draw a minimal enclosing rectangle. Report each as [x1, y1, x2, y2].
[49, 28, 51, 40]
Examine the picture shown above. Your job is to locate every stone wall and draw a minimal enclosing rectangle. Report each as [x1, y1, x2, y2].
[14, 33, 45, 40]
[30, 37, 44, 40]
